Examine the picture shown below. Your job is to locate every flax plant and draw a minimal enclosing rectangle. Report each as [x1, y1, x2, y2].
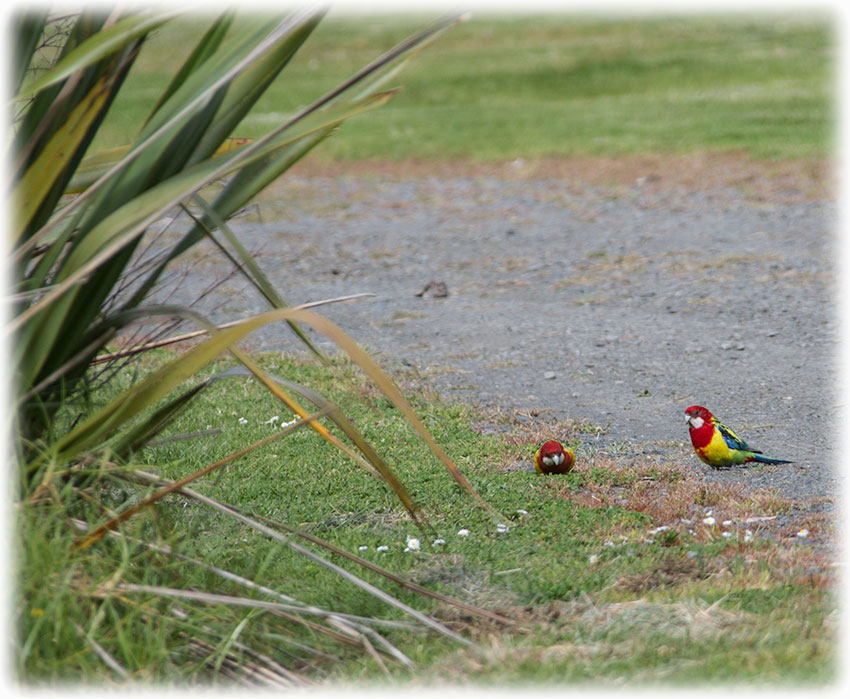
[10, 8, 505, 682]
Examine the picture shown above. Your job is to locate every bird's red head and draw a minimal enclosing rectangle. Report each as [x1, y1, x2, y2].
[539, 440, 565, 459]
[684, 405, 713, 429]
[535, 439, 574, 474]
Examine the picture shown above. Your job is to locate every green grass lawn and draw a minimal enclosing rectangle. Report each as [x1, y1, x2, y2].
[99, 11, 834, 160]
[19, 352, 836, 685]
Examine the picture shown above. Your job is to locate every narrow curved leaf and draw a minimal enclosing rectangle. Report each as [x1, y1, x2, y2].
[12, 72, 114, 241]
[15, 10, 180, 101]
[211, 366, 428, 530]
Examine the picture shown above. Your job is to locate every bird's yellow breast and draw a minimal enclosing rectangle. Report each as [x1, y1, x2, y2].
[695, 428, 735, 466]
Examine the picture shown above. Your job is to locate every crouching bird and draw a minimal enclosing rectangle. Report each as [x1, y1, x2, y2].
[534, 439, 575, 474]
[684, 405, 792, 468]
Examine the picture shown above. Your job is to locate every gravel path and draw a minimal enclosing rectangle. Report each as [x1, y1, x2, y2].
[156, 158, 838, 514]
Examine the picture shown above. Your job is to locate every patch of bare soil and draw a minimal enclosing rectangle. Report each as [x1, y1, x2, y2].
[286, 152, 832, 202]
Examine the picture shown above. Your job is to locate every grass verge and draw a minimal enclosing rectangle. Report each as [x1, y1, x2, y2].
[17, 350, 837, 686]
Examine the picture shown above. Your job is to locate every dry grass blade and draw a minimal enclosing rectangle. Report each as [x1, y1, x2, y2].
[214, 364, 430, 531]
[107, 584, 361, 618]
[72, 514, 419, 674]
[129, 470, 471, 646]
[186, 637, 302, 688]
[277, 308, 505, 521]
[89, 293, 375, 364]
[70, 516, 416, 632]
[73, 622, 130, 680]
[220, 349, 392, 485]
[214, 501, 517, 627]
[73, 408, 326, 551]
[111, 583, 414, 673]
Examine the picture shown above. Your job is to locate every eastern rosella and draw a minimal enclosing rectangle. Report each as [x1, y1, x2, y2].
[534, 439, 575, 474]
[684, 405, 792, 468]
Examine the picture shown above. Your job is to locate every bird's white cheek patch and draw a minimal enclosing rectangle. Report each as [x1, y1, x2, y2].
[689, 416, 704, 429]
[542, 456, 554, 467]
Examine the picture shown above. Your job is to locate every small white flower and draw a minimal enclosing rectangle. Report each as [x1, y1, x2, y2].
[797, 528, 810, 539]
[432, 538, 446, 546]
[744, 530, 754, 542]
[457, 529, 470, 537]
[722, 531, 733, 538]
[651, 525, 670, 535]
[376, 545, 389, 552]
[722, 520, 733, 527]
[358, 545, 368, 551]
[680, 518, 692, 525]
[643, 538, 654, 544]
[238, 417, 248, 425]
[406, 536, 421, 551]
[604, 541, 616, 548]
[516, 509, 528, 515]
[702, 516, 716, 526]
[588, 554, 599, 565]
[264, 415, 280, 425]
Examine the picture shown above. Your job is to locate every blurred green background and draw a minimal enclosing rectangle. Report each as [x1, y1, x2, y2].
[101, 11, 834, 161]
